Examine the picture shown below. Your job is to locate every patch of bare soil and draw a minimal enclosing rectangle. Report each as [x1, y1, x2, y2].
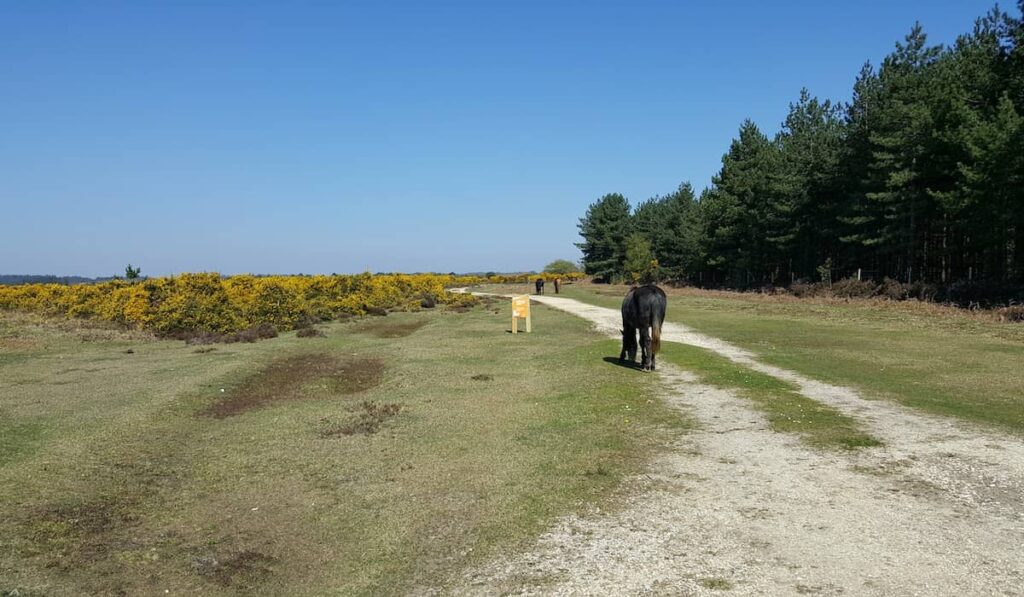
[192, 549, 278, 588]
[203, 353, 385, 418]
[353, 319, 428, 338]
[0, 337, 43, 350]
[25, 497, 139, 573]
[443, 294, 1024, 595]
[318, 400, 402, 437]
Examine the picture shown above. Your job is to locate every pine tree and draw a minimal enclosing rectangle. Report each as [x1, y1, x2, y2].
[704, 120, 787, 286]
[631, 182, 699, 280]
[864, 24, 944, 283]
[776, 89, 846, 281]
[623, 233, 659, 284]
[576, 193, 632, 282]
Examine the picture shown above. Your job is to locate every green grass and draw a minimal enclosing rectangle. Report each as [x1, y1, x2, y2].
[699, 577, 735, 590]
[658, 342, 882, 450]
[552, 284, 1024, 435]
[0, 305, 689, 596]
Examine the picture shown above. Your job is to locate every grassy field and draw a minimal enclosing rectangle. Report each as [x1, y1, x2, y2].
[532, 282, 1024, 435]
[0, 301, 688, 596]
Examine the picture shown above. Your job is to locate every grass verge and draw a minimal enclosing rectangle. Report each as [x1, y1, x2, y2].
[658, 342, 882, 450]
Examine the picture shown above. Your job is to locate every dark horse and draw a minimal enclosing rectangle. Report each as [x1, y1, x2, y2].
[619, 284, 667, 371]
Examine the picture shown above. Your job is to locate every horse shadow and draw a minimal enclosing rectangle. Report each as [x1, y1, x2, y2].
[602, 356, 642, 371]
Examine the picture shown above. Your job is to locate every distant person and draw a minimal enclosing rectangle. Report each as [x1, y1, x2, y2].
[535, 278, 545, 295]
[554, 277, 561, 294]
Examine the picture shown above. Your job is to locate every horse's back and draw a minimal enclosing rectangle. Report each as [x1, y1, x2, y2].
[631, 284, 667, 311]
[622, 284, 666, 324]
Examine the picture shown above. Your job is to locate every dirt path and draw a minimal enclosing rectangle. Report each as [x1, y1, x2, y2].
[443, 293, 1024, 595]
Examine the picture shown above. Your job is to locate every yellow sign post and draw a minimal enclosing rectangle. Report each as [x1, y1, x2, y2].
[511, 295, 531, 334]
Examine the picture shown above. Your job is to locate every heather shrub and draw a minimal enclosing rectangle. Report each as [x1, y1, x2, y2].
[878, 277, 910, 301]
[831, 278, 879, 299]
[790, 281, 826, 298]
[908, 281, 939, 302]
[997, 305, 1024, 323]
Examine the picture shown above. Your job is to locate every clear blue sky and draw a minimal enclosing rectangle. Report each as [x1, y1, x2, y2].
[0, 0, 1005, 276]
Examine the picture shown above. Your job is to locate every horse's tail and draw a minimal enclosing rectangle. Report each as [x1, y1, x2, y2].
[651, 315, 662, 356]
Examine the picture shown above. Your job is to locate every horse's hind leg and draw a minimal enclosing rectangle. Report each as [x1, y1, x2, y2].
[639, 326, 652, 371]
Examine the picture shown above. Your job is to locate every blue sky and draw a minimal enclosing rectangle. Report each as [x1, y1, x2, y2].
[0, 0, 1005, 276]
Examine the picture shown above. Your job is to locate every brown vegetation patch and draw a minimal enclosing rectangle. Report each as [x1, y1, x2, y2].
[318, 401, 402, 437]
[193, 347, 217, 354]
[997, 305, 1024, 323]
[204, 354, 385, 418]
[19, 458, 168, 578]
[353, 319, 428, 338]
[183, 323, 278, 345]
[296, 327, 325, 338]
[0, 337, 43, 350]
[471, 374, 493, 381]
[193, 549, 277, 588]
[29, 498, 130, 557]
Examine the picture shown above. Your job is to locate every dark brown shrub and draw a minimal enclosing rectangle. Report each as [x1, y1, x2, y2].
[831, 277, 879, 299]
[878, 277, 909, 301]
[419, 294, 436, 309]
[364, 306, 388, 317]
[997, 305, 1024, 323]
[185, 323, 279, 345]
[184, 331, 222, 345]
[909, 281, 939, 301]
[790, 281, 826, 298]
[223, 323, 278, 343]
[292, 314, 321, 329]
[296, 327, 325, 338]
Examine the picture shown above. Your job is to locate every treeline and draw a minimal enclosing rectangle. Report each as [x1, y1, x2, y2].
[0, 275, 111, 286]
[577, 5, 1024, 304]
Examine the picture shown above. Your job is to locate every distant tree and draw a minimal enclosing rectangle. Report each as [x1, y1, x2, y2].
[543, 259, 581, 274]
[632, 182, 701, 281]
[702, 119, 786, 286]
[775, 89, 846, 282]
[576, 193, 632, 282]
[125, 264, 142, 280]
[623, 233, 659, 284]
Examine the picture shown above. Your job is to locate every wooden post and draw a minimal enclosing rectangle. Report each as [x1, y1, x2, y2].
[511, 295, 531, 334]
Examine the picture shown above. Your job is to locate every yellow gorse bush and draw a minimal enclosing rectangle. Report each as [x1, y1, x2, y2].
[0, 271, 587, 335]
[0, 273, 479, 335]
